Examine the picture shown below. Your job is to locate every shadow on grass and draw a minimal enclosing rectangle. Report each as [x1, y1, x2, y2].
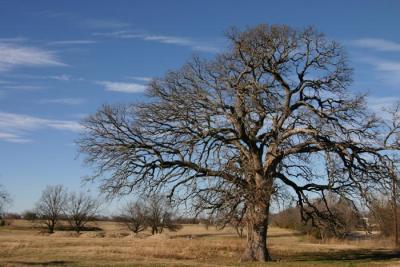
[54, 225, 103, 232]
[172, 232, 236, 239]
[280, 249, 400, 262]
[6, 260, 73, 266]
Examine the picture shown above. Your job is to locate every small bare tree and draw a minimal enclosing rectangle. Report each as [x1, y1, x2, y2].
[120, 201, 148, 233]
[35, 185, 67, 233]
[0, 185, 11, 226]
[64, 191, 100, 233]
[146, 195, 180, 234]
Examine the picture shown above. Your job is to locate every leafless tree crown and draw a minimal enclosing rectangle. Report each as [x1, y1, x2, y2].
[120, 201, 148, 233]
[35, 185, 67, 233]
[78, 24, 399, 261]
[145, 195, 180, 234]
[64, 191, 100, 233]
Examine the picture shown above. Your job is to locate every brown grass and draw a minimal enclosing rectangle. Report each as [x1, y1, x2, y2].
[0, 220, 399, 267]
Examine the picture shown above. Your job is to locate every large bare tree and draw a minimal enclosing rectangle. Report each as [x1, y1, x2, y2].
[78, 24, 398, 261]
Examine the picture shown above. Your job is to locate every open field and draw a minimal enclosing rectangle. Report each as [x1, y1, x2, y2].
[0, 220, 399, 267]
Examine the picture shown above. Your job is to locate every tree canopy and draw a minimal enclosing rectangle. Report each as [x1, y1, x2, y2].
[78, 24, 399, 261]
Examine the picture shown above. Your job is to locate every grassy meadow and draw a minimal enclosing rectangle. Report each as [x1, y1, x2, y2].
[0, 220, 399, 267]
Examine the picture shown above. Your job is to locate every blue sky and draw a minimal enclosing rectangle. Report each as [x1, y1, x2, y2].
[0, 0, 399, 213]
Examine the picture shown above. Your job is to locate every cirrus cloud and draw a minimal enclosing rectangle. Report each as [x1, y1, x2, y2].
[38, 98, 85, 105]
[0, 43, 65, 72]
[0, 111, 82, 143]
[94, 30, 221, 53]
[47, 40, 97, 46]
[82, 19, 130, 29]
[96, 80, 147, 93]
[351, 38, 400, 52]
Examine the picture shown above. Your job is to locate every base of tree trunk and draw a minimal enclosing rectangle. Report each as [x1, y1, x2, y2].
[240, 247, 272, 262]
[242, 196, 272, 262]
[241, 225, 272, 262]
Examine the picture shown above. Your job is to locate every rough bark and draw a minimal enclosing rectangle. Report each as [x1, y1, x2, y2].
[242, 199, 272, 261]
[242, 179, 273, 262]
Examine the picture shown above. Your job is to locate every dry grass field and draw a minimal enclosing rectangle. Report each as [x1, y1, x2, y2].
[0, 220, 399, 267]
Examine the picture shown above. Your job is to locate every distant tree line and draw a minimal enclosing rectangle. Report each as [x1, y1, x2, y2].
[0, 182, 398, 242]
[1, 184, 183, 235]
[271, 195, 400, 241]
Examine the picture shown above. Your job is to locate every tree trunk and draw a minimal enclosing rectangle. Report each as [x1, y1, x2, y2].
[241, 193, 272, 262]
[47, 219, 56, 233]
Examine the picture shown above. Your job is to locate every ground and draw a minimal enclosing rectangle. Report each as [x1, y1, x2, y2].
[0, 220, 399, 267]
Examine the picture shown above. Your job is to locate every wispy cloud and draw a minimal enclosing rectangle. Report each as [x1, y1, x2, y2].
[94, 30, 221, 53]
[49, 74, 72, 81]
[351, 38, 400, 52]
[375, 60, 400, 85]
[38, 98, 85, 105]
[0, 37, 27, 43]
[96, 81, 147, 93]
[373, 60, 400, 73]
[2, 84, 44, 91]
[0, 43, 65, 72]
[0, 73, 76, 82]
[367, 96, 400, 113]
[358, 57, 400, 85]
[366, 96, 400, 122]
[82, 19, 130, 29]
[0, 80, 13, 84]
[48, 40, 97, 46]
[0, 111, 82, 143]
[0, 132, 30, 143]
[129, 76, 152, 82]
